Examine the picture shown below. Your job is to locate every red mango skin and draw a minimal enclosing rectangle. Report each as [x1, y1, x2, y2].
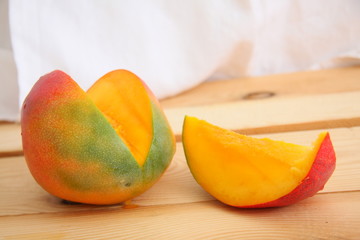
[236, 133, 336, 208]
[22, 71, 86, 191]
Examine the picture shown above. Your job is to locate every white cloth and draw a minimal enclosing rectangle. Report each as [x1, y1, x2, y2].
[0, 0, 19, 121]
[4, 0, 360, 121]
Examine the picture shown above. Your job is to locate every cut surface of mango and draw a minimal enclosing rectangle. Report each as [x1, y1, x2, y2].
[87, 70, 153, 166]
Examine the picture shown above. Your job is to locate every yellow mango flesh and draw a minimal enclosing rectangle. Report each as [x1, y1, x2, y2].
[87, 70, 152, 166]
[183, 116, 325, 206]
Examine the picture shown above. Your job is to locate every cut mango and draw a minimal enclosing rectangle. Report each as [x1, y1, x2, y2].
[182, 116, 336, 207]
[21, 70, 176, 205]
[87, 70, 152, 166]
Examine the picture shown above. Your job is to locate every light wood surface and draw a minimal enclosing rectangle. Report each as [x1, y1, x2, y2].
[1, 192, 359, 240]
[1, 127, 359, 217]
[166, 91, 360, 140]
[0, 123, 21, 157]
[1, 67, 360, 239]
[161, 66, 360, 108]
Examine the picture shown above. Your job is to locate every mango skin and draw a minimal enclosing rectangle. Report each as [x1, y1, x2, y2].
[21, 70, 175, 205]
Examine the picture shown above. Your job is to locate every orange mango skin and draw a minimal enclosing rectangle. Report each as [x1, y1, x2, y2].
[21, 70, 175, 205]
[237, 133, 336, 208]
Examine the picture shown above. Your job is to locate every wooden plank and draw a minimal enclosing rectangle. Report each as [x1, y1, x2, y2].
[1, 127, 359, 217]
[1, 91, 359, 156]
[0, 123, 22, 157]
[165, 91, 360, 139]
[160, 66, 360, 108]
[1, 68, 359, 156]
[1, 191, 359, 239]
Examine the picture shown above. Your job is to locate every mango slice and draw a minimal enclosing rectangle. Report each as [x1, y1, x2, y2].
[182, 116, 336, 207]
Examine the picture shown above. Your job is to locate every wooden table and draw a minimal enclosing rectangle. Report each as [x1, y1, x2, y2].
[1, 67, 360, 239]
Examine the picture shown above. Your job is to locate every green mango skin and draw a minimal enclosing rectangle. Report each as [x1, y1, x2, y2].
[21, 70, 175, 205]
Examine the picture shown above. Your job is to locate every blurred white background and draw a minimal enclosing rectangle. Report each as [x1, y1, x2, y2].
[1, 0, 360, 121]
[0, 0, 18, 121]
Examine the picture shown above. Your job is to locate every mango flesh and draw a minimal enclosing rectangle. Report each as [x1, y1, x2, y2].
[21, 70, 176, 205]
[182, 116, 336, 207]
[87, 71, 153, 166]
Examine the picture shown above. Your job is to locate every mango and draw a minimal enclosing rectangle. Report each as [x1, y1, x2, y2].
[21, 70, 176, 205]
[182, 116, 336, 208]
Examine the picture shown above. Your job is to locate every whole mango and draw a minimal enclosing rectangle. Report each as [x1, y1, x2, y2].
[21, 70, 176, 205]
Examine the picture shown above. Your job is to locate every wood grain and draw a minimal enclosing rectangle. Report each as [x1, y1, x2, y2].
[1, 191, 359, 239]
[0, 123, 22, 157]
[166, 91, 360, 139]
[1, 92, 359, 156]
[1, 127, 359, 217]
[160, 66, 360, 108]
